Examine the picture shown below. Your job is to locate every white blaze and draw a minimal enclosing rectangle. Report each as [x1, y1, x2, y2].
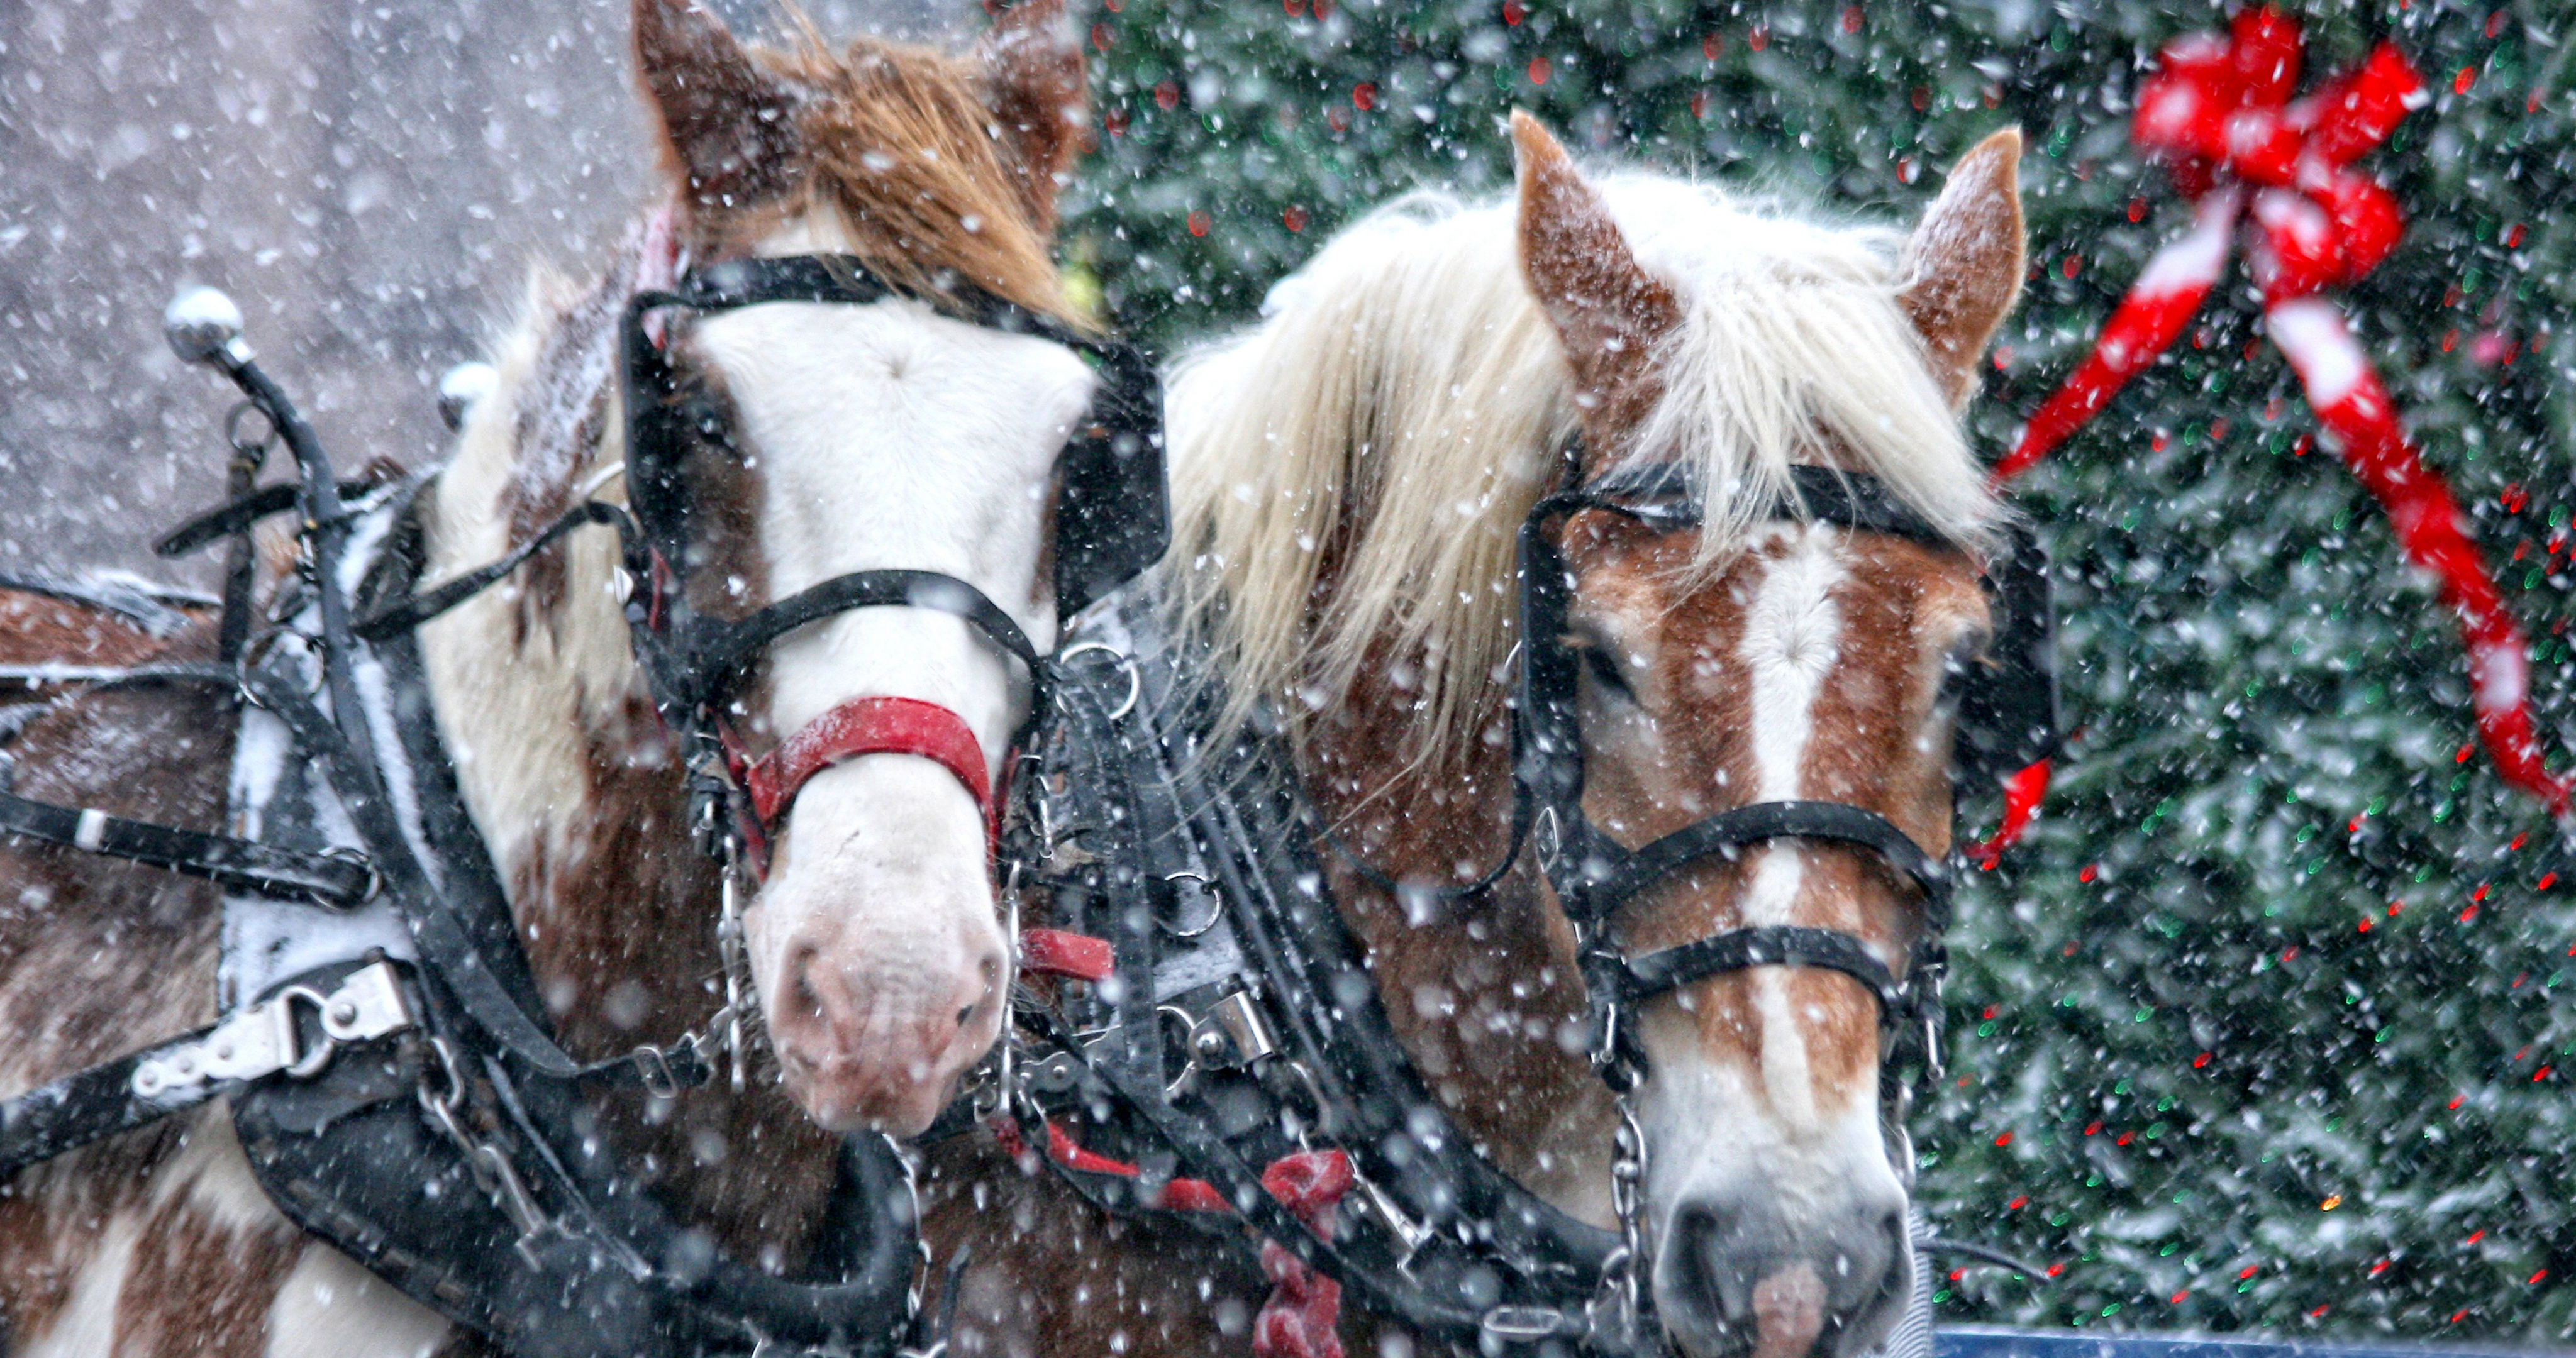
[1731, 527, 1848, 1129]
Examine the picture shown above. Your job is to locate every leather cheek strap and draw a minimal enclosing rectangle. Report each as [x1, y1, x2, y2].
[741, 695, 999, 862]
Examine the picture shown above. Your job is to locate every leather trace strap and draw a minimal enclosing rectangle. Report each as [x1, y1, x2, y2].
[0, 786, 376, 907]
[741, 695, 996, 849]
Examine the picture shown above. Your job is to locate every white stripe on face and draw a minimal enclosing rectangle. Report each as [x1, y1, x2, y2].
[1733, 527, 1847, 1130]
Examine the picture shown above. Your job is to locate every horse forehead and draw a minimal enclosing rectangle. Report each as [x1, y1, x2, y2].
[689, 302, 1097, 484]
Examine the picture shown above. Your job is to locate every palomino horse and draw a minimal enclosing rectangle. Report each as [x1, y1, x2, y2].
[919, 114, 2024, 1358]
[0, 0, 1093, 1350]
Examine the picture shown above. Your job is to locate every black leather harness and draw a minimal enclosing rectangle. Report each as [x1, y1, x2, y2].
[0, 255, 1169, 1357]
[980, 460, 2059, 1354]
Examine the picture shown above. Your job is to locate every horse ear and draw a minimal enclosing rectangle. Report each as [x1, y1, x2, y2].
[978, 0, 1089, 236]
[1899, 128, 2026, 408]
[634, 0, 801, 209]
[1512, 110, 1680, 446]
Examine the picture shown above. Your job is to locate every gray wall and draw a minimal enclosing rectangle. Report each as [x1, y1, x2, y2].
[0, 0, 963, 588]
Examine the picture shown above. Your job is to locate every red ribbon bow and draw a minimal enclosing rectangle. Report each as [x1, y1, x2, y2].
[1996, 9, 2570, 821]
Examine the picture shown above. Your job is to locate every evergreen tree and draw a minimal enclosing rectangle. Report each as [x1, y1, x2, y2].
[1065, 0, 2576, 1342]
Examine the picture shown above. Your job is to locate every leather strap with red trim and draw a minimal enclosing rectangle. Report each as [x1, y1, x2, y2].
[736, 695, 998, 856]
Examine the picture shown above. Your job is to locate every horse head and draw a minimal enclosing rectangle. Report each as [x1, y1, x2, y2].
[1510, 113, 2024, 1358]
[431, 0, 1092, 1140]
[630, 0, 1096, 1135]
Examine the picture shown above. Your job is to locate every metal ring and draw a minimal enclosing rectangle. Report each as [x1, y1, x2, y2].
[1055, 642, 1141, 721]
[223, 399, 275, 456]
[318, 846, 380, 907]
[275, 984, 338, 1079]
[1157, 869, 1224, 939]
[1155, 1003, 1201, 1098]
[1533, 805, 1563, 869]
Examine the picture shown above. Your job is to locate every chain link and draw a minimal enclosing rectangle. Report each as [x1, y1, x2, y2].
[1595, 1083, 1650, 1346]
[717, 839, 753, 1090]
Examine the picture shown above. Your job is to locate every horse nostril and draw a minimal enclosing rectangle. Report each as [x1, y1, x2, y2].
[786, 943, 826, 1024]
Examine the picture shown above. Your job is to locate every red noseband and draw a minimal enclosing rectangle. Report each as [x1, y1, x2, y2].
[732, 695, 997, 873]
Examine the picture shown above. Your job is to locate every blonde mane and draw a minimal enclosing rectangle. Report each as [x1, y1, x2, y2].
[1162, 176, 2006, 779]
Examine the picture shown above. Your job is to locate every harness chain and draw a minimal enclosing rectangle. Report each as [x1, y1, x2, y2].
[982, 465, 2057, 1354]
[0, 252, 1173, 1355]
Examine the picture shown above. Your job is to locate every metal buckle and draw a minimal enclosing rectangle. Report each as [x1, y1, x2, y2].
[630, 1044, 683, 1100]
[131, 960, 414, 1098]
[318, 845, 381, 907]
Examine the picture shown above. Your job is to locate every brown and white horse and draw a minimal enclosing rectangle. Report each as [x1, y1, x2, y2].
[919, 115, 2025, 1358]
[0, 0, 1092, 1350]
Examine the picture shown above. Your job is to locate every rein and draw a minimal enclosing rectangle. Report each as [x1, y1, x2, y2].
[985, 461, 2060, 1355]
[0, 254, 1170, 1357]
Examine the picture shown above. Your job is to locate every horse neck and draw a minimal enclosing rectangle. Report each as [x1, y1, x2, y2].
[1298, 658, 1621, 1226]
[416, 259, 842, 1263]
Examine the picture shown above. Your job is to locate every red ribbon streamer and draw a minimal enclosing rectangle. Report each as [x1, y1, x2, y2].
[1998, 8, 2568, 819]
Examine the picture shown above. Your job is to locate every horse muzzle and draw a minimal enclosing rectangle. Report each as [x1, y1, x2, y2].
[1653, 1185, 1911, 1358]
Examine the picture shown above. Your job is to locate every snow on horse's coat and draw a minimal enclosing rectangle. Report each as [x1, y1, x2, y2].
[915, 115, 2025, 1358]
[0, 0, 1092, 1350]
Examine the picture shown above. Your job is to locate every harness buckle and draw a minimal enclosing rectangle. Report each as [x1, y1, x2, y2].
[630, 1044, 684, 1100]
[130, 960, 414, 1098]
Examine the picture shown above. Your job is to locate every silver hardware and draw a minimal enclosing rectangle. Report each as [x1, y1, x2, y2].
[1350, 1166, 1433, 1264]
[718, 844, 752, 1091]
[1209, 989, 1278, 1064]
[418, 1036, 559, 1269]
[1056, 642, 1142, 720]
[319, 845, 381, 907]
[1157, 869, 1224, 938]
[575, 456, 628, 499]
[1480, 1306, 1570, 1344]
[1533, 805, 1563, 869]
[1156, 1003, 1205, 1097]
[1028, 1051, 1084, 1095]
[131, 961, 414, 1099]
[164, 286, 250, 369]
[1587, 1088, 1650, 1349]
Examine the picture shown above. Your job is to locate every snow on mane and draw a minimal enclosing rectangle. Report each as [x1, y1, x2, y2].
[1162, 175, 2004, 775]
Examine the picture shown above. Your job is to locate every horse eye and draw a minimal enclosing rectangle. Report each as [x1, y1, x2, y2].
[1583, 644, 1636, 702]
[1938, 629, 1993, 691]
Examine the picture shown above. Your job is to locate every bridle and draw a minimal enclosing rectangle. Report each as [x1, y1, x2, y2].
[1513, 463, 2000, 1090]
[1497, 459, 2055, 1332]
[618, 255, 1165, 878]
[367, 253, 1169, 880]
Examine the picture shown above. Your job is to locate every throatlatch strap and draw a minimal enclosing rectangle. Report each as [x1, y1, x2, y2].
[743, 695, 996, 848]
